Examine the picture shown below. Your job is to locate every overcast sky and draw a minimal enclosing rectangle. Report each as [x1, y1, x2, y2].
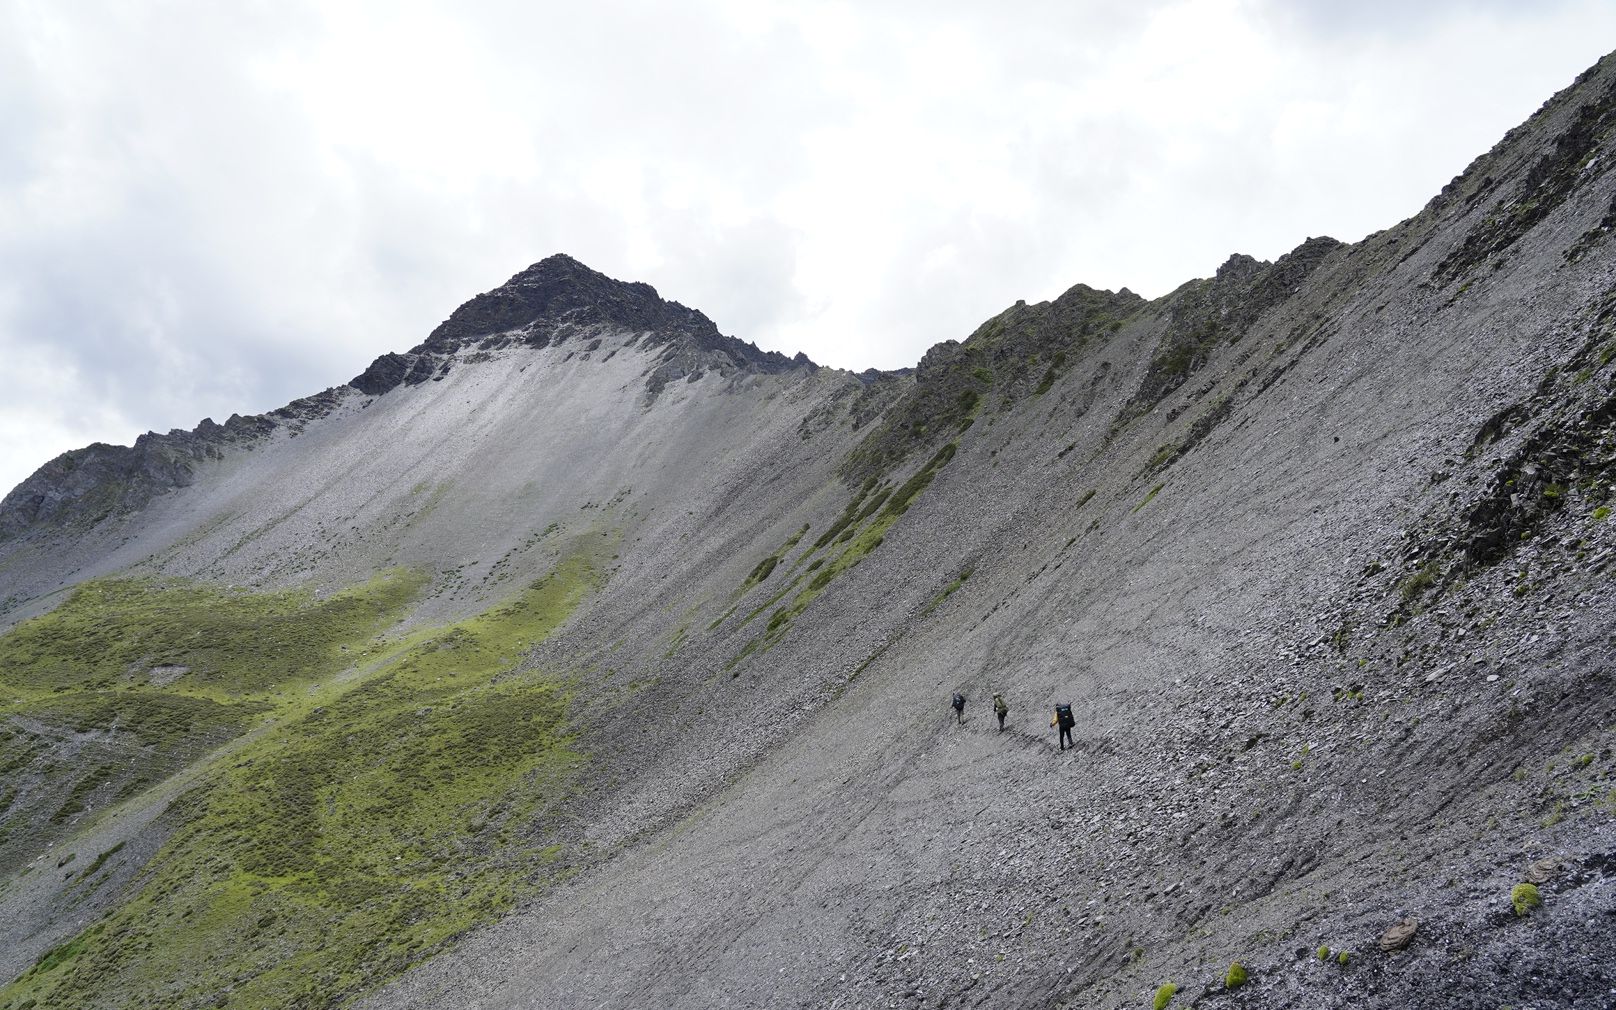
[2, 1, 1613, 497]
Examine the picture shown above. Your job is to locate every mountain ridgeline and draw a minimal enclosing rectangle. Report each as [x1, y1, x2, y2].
[3, 53, 1616, 1010]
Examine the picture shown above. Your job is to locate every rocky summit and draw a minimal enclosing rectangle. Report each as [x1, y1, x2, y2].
[3, 52, 1616, 1010]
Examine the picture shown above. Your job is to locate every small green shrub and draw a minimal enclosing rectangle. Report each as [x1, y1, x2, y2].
[1147, 444, 1178, 469]
[1511, 882, 1541, 916]
[1153, 982, 1178, 1010]
[1593, 505, 1612, 522]
[922, 568, 975, 615]
[1317, 945, 1331, 961]
[75, 841, 126, 882]
[1337, 950, 1350, 965]
[1224, 961, 1248, 988]
[1399, 562, 1439, 604]
[747, 555, 779, 584]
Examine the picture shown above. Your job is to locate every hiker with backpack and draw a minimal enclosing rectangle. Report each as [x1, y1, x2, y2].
[993, 693, 1008, 732]
[951, 692, 966, 724]
[1051, 703, 1075, 750]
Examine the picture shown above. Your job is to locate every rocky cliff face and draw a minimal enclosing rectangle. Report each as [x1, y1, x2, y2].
[0, 413, 273, 540]
[3, 51, 1616, 1010]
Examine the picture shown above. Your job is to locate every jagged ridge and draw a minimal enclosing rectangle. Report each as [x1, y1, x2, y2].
[0, 392, 344, 541]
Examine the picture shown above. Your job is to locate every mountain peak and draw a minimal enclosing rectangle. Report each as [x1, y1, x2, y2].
[420, 254, 720, 355]
[345, 255, 811, 397]
[506, 252, 638, 290]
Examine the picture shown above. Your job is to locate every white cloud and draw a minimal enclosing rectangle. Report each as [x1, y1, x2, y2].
[2, 0, 1614, 496]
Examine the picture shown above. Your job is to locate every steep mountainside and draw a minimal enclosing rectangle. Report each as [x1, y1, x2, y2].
[3, 53, 1616, 1010]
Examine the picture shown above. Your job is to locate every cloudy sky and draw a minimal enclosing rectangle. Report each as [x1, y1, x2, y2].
[2, 1, 1613, 496]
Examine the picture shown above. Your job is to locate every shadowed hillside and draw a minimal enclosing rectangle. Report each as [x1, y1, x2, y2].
[3, 52, 1616, 1010]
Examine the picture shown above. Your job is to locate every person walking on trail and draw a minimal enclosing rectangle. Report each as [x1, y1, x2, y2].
[951, 692, 966, 725]
[993, 693, 1009, 732]
[1052, 703, 1075, 751]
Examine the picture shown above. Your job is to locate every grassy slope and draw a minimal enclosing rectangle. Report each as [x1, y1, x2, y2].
[0, 550, 604, 1010]
[0, 571, 427, 875]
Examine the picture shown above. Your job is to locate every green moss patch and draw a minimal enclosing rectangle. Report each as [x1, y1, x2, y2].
[737, 574, 807, 630]
[1146, 443, 1179, 471]
[743, 524, 809, 589]
[1399, 562, 1440, 605]
[1511, 882, 1542, 916]
[1153, 981, 1178, 1010]
[921, 568, 974, 616]
[72, 841, 126, 885]
[1133, 483, 1165, 512]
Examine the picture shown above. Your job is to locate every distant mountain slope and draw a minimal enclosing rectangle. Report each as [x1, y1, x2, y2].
[0, 255, 812, 549]
[3, 51, 1615, 1010]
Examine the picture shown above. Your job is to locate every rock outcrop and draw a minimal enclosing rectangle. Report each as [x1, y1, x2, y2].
[0, 412, 276, 540]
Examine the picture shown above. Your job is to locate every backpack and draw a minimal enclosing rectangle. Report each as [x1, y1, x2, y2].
[993, 696, 1008, 715]
[1055, 703, 1074, 729]
[951, 692, 965, 710]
